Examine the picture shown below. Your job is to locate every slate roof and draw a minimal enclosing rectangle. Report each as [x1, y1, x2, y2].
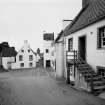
[64, 0, 105, 36]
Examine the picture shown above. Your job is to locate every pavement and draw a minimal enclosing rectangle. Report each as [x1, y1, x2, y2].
[0, 67, 105, 105]
[46, 67, 105, 100]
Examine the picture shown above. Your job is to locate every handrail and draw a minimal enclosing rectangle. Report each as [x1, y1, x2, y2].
[66, 50, 94, 92]
[66, 50, 105, 93]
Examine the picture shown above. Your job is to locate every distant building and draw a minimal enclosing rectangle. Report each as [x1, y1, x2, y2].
[36, 48, 41, 62]
[43, 32, 55, 68]
[12, 40, 36, 69]
[0, 42, 17, 70]
[36, 53, 40, 63]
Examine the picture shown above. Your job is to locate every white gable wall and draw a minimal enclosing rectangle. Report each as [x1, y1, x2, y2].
[12, 43, 36, 69]
[65, 19, 105, 72]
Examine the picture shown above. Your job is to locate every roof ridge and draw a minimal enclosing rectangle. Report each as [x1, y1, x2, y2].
[64, 0, 105, 36]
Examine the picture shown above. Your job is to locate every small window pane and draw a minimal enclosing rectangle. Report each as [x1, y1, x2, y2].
[46, 49, 49, 53]
[28, 50, 30, 52]
[103, 42, 105, 45]
[98, 26, 105, 48]
[68, 38, 73, 51]
[103, 38, 105, 41]
[19, 55, 23, 61]
[20, 63, 24, 67]
[97, 67, 105, 77]
[29, 55, 33, 61]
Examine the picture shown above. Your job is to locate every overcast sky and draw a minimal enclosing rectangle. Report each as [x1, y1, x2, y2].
[0, 0, 81, 52]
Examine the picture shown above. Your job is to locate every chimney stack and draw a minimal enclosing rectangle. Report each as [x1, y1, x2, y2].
[24, 40, 28, 44]
[82, 0, 90, 8]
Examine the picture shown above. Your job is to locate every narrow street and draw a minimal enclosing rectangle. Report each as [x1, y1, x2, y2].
[0, 67, 105, 105]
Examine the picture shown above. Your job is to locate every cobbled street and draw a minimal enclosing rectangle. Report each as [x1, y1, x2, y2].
[0, 67, 105, 105]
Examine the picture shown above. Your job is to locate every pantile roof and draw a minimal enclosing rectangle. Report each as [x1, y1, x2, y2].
[64, 0, 105, 36]
[2, 47, 17, 57]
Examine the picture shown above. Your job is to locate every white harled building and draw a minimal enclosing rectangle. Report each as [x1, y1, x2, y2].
[12, 40, 36, 69]
[55, 0, 105, 93]
[43, 32, 55, 68]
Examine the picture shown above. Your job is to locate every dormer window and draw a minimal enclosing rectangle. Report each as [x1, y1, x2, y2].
[28, 50, 30, 52]
[98, 26, 105, 48]
[46, 49, 49, 53]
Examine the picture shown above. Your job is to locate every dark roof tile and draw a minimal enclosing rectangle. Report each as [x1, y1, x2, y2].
[2, 47, 17, 57]
[64, 0, 105, 36]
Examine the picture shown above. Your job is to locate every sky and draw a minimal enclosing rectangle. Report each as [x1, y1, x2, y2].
[0, 0, 81, 52]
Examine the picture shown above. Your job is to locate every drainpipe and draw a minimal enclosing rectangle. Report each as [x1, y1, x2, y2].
[63, 37, 70, 84]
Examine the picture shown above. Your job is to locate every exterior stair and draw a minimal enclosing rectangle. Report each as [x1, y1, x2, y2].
[66, 50, 105, 95]
[75, 58, 105, 95]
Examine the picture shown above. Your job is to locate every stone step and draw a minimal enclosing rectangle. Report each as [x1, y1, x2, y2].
[78, 64, 89, 67]
[83, 73, 97, 77]
[78, 68, 93, 73]
[78, 66, 92, 70]
[93, 85, 105, 90]
[86, 76, 103, 82]
[93, 81, 105, 86]
[80, 70, 94, 74]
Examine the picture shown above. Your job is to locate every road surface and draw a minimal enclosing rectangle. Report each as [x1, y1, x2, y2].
[0, 67, 105, 105]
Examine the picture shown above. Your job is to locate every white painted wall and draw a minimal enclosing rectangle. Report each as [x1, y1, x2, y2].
[65, 19, 105, 72]
[2, 57, 15, 70]
[12, 41, 36, 69]
[55, 42, 64, 78]
[55, 35, 65, 78]
[50, 44, 56, 69]
[43, 40, 54, 67]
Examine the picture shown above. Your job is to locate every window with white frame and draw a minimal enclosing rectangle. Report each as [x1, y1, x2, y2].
[98, 26, 105, 48]
[97, 66, 105, 78]
[21, 50, 24, 52]
[29, 55, 33, 61]
[68, 38, 73, 51]
[19, 55, 23, 61]
[28, 49, 30, 52]
[20, 63, 24, 67]
[46, 49, 49, 53]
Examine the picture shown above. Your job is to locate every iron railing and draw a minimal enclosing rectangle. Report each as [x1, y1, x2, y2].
[66, 50, 94, 93]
